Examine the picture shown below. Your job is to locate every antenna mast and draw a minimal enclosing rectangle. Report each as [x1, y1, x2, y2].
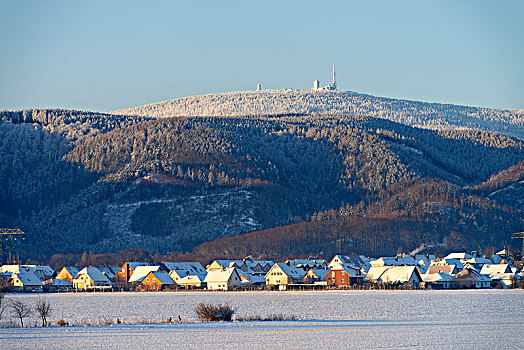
[332, 62, 336, 90]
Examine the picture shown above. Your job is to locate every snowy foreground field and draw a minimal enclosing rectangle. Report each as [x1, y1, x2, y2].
[1, 290, 523, 349]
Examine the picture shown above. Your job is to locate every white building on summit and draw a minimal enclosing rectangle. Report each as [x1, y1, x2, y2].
[313, 63, 337, 91]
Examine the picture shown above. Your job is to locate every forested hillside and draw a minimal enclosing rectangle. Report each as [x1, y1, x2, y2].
[0, 100, 523, 262]
[114, 90, 524, 139]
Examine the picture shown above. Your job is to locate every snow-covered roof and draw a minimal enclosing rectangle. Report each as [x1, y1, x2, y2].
[61, 267, 82, 277]
[124, 262, 151, 270]
[43, 278, 73, 286]
[426, 265, 456, 275]
[75, 267, 112, 283]
[490, 255, 503, 264]
[464, 257, 492, 265]
[380, 266, 420, 284]
[480, 264, 511, 277]
[444, 252, 474, 260]
[204, 267, 239, 283]
[431, 259, 465, 269]
[162, 262, 206, 275]
[0, 265, 34, 274]
[176, 275, 203, 285]
[422, 272, 455, 282]
[267, 263, 306, 279]
[366, 266, 390, 281]
[24, 265, 55, 276]
[129, 266, 162, 283]
[145, 271, 175, 285]
[308, 268, 330, 280]
[491, 272, 521, 281]
[286, 259, 326, 268]
[329, 255, 371, 269]
[98, 266, 117, 279]
[10, 272, 43, 286]
[455, 267, 492, 282]
[237, 270, 266, 284]
[370, 255, 417, 267]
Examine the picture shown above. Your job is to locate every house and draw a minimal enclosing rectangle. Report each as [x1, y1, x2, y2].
[0, 265, 54, 281]
[265, 263, 306, 288]
[138, 271, 175, 291]
[454, 267, 491, 289]
[114, 262, 151, 285]
[237, 270, 266, 286]
[430, 259, 465, 271]
[326, 264, 364, 287]
[379, 266, 422, 288]
[365, 266, 390, 282]
[98, 266, 119, 281]
[328, 255, 371, 272]
[490, 272, 521, 289]
[42, 278, 73, 292]
[421, 272, 456, 289]
[175, 275, 205, 289]
[129, 266, 164, 284]
[56, 267, 82, 283]
[7, 272, 43, 292]
[73, 267, 113, 290]
[304, 268, 329, 284]
[162, 262, 207, 282]
[204, 267, 242, 290]
[480, 264, 512, 277]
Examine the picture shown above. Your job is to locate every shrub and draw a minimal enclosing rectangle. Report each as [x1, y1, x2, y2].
[194, 302, 235, 322]
[56, 319, 68, 326]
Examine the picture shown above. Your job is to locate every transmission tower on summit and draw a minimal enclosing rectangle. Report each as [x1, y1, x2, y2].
[332, 62, 337, 90]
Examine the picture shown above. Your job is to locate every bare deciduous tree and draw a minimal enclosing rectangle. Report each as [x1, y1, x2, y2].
[9, 299, 32, 327]
[0, 291, 7, 321]
[35, 298, 52, 327]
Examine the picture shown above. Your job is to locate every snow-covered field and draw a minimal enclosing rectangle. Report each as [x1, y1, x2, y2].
[1, 290, 522, 349]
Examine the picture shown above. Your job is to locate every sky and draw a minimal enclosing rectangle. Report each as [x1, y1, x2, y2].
[1, 0, 523, 112]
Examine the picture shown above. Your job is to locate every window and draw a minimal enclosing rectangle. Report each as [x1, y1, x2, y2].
[146, 278, 150, 282]
[341, 279, 345, 283]
[153, 278, 156, 282]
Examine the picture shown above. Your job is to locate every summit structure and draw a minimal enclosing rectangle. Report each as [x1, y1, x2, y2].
[313, 63, 337, 91]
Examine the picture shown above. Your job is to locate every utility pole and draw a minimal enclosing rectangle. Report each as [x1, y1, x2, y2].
[511, 231, 524, 258]
[0, 228, 25, 264]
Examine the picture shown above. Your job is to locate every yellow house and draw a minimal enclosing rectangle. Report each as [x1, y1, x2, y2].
[73, 267, 113, 290]
[56, 267, 82, 283]
[265, 263, 306, 287]
[7, 272, 43, 291]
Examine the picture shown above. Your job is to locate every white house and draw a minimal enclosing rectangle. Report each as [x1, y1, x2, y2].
[204, 267, 242, 290]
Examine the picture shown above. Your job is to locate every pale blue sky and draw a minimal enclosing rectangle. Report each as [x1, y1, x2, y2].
[1, 0, 523, 112]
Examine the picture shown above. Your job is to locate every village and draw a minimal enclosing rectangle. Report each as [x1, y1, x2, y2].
[0, 248, 523, 293]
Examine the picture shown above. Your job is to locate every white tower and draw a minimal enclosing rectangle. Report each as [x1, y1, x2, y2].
[332, 62, 336, 90]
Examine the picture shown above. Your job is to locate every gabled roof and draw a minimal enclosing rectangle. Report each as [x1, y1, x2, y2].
[431, 259, 465, 269]
[204, 267, 239, 283]
[455, 267, 492, 282]
[24, 265, 55, 276]
[144, 271, 175, 285]
[286, 259, 326, 268]
[98, 266, 117, 279]
[75, 267, 112, 283]
[267, 263, 306, 279]
[380, 266, 421, 284]
[308, 268, 330, 280]
[329, 255, 371, 269]
[366, 266, 390, 281]
[237, 270, 266, 284]
[9, 272, 43, 287]
[480, 264, 511, 277]
[176, 275, 203, 285]
[422, 272, 455, 283]
[464, 257, 492, 265]
[162, 262, 206, 275]
[129, 266, 162, 283]
[426, 265, 456, 275]
[61, 267, 82, 277]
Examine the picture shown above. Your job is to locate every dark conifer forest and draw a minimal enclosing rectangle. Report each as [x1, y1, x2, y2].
[1, 92, 523, 263]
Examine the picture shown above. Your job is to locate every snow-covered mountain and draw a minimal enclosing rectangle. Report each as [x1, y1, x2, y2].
[114, 89, 524, 139]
